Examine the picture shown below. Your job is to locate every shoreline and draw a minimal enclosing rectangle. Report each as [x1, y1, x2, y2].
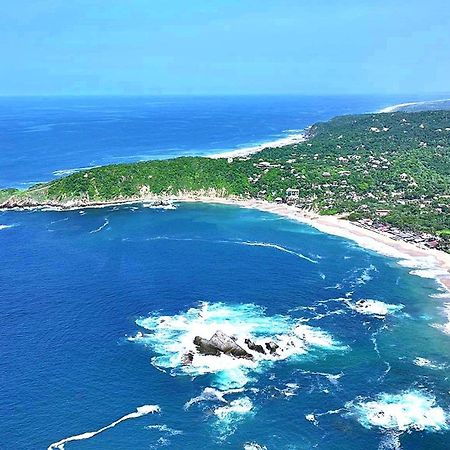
[168, 195, 450, 293]
[378, 98, 450, 113]
[208, 131, 308, 159]
[177, 196, 450, 293]
[3, 192, 449, 293]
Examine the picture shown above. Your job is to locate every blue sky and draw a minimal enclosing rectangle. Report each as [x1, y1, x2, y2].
[2, 0, 450, 95]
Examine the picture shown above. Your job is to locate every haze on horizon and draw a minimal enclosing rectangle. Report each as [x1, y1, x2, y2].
[2, 0, 450, 96]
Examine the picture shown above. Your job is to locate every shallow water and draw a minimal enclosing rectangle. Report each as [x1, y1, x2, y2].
[1, 203, 450, 449]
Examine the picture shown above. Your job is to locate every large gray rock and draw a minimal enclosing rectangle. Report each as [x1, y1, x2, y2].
[194, 330, 253, 359]
[193, 336, 221, 356]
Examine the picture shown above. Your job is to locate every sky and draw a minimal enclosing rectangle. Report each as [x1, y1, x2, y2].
[1, 0, 450, 96]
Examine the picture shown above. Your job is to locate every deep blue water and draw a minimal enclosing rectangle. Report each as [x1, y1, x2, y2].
[0, 94, 429, 188]
[1, 204, 450, 450]
[1, 96, 450, 450]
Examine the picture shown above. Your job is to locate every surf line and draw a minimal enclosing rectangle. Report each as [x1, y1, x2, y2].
[89, 217, 109, 234]
[229, 240, 318, 264]
[47, 405, 160, 450]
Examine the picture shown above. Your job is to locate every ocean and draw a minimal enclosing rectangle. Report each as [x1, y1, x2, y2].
[0, 94, 433, 189]
[1, 95, 450, 450]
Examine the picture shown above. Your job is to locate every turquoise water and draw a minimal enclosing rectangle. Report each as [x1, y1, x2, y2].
[1, 203, 450, 449]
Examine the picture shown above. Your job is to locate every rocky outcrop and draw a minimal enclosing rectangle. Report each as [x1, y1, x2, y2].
[194, 331, 253, 359]
[181, 351, 194, 365]
[245, 338, 265, 354]
[265, 341, 279, 355]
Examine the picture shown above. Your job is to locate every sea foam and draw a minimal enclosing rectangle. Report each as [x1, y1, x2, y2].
[347, 299, 404, 318]
[132, 302, 345, 390]
[213, 397, 254, 441]
[345, 391, 448, 432]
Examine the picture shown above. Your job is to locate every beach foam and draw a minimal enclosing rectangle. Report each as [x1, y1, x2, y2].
[345, 391, 448, 432]
[47, 404, 160, 449]
[53, 166, 99, 177]
[209, 131, 306, 159]
[378, 98, 450, 113]
[131, 302, 345, 390]
[431, 303, 450, 335]
[142, 202, 177, 210]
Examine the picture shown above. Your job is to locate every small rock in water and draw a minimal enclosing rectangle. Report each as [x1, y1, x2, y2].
[181, 351, 194, 365]
[265, 341, 279, 355]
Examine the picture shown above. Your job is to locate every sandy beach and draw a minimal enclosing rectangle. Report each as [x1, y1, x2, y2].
[208, 132, 307, 159]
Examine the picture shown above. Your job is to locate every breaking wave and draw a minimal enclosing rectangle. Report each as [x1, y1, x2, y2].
[53, 166, 99, 177]
[236, 241, 318, 263]
[346, 299, 404, 318]
[345, 390, 448, 432]
[47, 404, 160, 449]
[0, 224, 15, 230]
[89, 217, 109, 234]
[213, 397, 255, 441]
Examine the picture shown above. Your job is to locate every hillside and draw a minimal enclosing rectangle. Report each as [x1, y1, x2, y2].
[1, 110, 449, 250]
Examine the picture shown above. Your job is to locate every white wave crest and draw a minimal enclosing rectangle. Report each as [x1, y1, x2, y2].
[378, 98, 450, 113]
[413, 357, 447, 370]
[146, 424, 183, 436]
[0, 224, 15, 230]
[47, 404, 160, 449]
[89, 218, 109, 234]
[131, 302, 345, 390]
[244, 442, 267, 450]
[213, 397, 254, 440]
[431, 303, 450, 336]
[347, 299, 404, 318]
[345, 391, 448, 432]
[184, 386, 244, 409]
[53, 166, 99, 177]
[236, 241, 317, 263]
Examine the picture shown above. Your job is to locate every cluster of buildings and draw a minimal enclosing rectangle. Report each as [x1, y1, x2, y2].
[357, 218, 442, 250]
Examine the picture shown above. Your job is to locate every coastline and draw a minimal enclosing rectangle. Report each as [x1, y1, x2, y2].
[208, 131, 307, 159]
[5, 191, 448, 293]
[191, 197, 450, 292]
[378, 98, 450, 113]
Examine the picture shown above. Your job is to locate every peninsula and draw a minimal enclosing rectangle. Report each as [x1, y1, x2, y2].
[1, 110, 449, 285]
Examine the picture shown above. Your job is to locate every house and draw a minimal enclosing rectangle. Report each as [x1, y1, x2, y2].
[375, 209, 391, 217]
[286, 188, 300, 201]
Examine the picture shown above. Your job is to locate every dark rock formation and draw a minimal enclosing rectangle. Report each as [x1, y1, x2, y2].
[181, 351, 194, 365]
[194, 330, 253, 359]
[245, 338, 265, 354]
[193, 336, 222, 356]
[265, 341, 279, 355]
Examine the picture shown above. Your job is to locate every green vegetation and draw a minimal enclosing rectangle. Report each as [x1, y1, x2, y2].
[1, 110, 449, 250]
